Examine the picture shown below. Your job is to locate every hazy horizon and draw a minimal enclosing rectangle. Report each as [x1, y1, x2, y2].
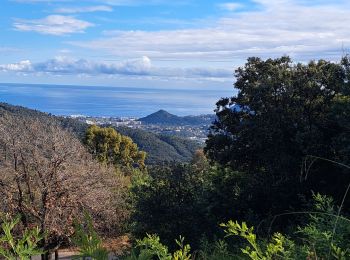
[0, 82, 233, 117]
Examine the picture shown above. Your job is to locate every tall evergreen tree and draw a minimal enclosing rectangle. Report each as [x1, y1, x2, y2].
[205, 56, 350, 218]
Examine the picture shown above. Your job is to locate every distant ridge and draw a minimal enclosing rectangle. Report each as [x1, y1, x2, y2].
[0, 102, 88, 137]
[139, 109, 215, 126]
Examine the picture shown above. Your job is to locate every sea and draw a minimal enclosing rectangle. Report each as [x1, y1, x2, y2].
[0, 83, 234, 117]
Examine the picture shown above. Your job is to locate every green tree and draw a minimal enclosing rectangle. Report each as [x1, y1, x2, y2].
[205, 56, 350, 222]
[130, 163, 208, 249]
[85, 125, 146, 170]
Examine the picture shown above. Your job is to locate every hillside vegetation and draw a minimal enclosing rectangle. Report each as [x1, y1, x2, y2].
[1, 56, 350, 260]
[116, 126, 201, 164]
[0, 102, 88, 137]
[0, 102, 200, 165]
[127, 56, 350, 259]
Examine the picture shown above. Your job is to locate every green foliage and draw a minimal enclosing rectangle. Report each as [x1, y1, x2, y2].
[124, 234, 191, 260]
[126, 222, 293, 260]
[126, 193, 350, 259]
[116, 126, 201, 165]
[206, 56, 349, 172]
[71, 214, 108, 260]
[203, 165, 259, 229]
[331, 244, 349, 260]
[85, 125, 146, 170]
[218, 193, 350, 260]
[134, 234, 172, 260]
[173, 236, 191, 260]
[221, 221, 293, 260]
[205, 55, 350, 231]
[197, 238, 234, 260]
[0, 215, 44, 260]
[295, 193, 350, 259]
[130, 163, 208, 249]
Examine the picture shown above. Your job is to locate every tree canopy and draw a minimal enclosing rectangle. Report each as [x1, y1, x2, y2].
[85, 125, 146, 170]
[205, 56, 350, 219]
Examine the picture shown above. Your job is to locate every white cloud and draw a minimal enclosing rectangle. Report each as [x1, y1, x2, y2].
[218, 2, 242, 11]
[31, 56, 152, 75]
[0, 56, 232, 79]
[68, 0, 350, 62]
[13, 15, 93, 35]
[7, 0, 350, 86]
[54, 5, 113, 14]
[0, 60, 32, 71]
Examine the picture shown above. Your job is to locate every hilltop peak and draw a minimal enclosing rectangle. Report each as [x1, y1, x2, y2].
[152, 109, 176, 117]
[139, 109, 215, 126]
[139, 110, 181, 125]
[155, 109, 172, 114]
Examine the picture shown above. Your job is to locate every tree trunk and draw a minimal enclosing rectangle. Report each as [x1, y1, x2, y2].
[41, 252, 50, 260]
[54, 250, 59, 260]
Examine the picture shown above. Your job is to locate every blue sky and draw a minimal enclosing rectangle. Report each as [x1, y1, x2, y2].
[0, 0, 349, 89]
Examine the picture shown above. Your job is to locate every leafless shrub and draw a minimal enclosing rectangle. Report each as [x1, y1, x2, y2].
[0, 113, 129, 252]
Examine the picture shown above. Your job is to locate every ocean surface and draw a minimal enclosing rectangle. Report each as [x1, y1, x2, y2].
[0, 83, 234, 117]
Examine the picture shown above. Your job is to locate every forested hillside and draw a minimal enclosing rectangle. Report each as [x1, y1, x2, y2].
[0, 102, 88, 137]
[116, 126, 201, 164]
[127, 56, 350, 259]
[0, 102, 200, 164]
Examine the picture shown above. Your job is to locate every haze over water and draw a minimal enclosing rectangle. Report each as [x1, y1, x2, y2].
[0, 83, 233, 117]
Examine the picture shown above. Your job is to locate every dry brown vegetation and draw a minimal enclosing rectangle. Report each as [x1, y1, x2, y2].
[0, 113, 129, 256]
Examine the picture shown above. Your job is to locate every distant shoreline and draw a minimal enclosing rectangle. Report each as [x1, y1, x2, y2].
[0, 83, 233, 117]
